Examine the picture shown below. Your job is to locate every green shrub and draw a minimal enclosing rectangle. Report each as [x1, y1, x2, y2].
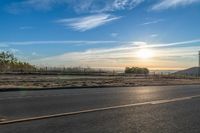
[125, 67, 149, 74]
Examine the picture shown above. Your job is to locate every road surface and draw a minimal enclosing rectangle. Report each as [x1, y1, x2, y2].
[0, 85, 200, 133]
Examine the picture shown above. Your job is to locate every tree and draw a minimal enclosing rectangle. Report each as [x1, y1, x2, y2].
[125, 67, 149, 74]
[0, 51, 36, 72]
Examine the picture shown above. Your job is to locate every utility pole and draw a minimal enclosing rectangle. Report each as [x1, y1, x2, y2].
[199, 51, 200, 77]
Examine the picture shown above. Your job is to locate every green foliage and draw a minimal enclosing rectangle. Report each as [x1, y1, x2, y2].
[0, 51, 17, 63]
[125, 67, 149, 74]
[0, 51, 36, 72]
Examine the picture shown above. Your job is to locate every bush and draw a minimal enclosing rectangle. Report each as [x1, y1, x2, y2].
[125, 67, 149, 74]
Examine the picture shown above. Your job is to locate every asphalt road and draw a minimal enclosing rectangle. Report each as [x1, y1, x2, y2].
[0, 85, 200, 133]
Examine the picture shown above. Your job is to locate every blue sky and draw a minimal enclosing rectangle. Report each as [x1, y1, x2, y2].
[0, 0, 200, 70]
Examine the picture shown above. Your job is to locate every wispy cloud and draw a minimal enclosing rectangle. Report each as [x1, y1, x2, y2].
[6, 0, 60, 13]
[144, 39, 200, 48]
[56, 14, 121, 31]
[2, 38, 200, 48]
[19, 26, 33, 30]
[0, 43, 9, 48]
[5, 0, 200, 14]
[72, 0, 144, 13]
[6, 0, 144, 14]
[150, 34, 158, 38]
[152, 0, 200, 10]
[32, 39, 200, 68]
[110, 33, 119, 37]
[141, 19, 164, 25]
[0, 40, 119, 46]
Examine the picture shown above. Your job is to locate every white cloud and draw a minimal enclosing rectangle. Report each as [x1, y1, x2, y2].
[32, 39, 200, 68]
[152, 0, 200, 10]
[73, 0, 144, 13]
[6, 0, 144, 14]
[141, 19, 164, 25]
[6, 0, 200, 14]
[110, 33, 119, 37]
[113, 0, 143, 9]
[2, 39, 200, 48]
[150, 34, 158, 38]
[57, 14, 121, 31]
[145, 39, 200, 48]
[0, 40, 118, 46]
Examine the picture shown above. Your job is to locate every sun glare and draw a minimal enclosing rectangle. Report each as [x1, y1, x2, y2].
[136, 49, 154, 59]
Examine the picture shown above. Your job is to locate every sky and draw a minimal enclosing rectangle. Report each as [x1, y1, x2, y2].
[0, 0, 200, 70]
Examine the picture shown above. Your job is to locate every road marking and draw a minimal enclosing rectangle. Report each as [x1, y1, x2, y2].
[0, 95, 200, 125]
[0, 91, 130, 100]
[0, 119, 6, 122]
[150, 97, 192, 104]
[0, 94, 68, 100]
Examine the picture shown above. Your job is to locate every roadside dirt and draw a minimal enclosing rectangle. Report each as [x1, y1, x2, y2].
[0, 75, 200, 90]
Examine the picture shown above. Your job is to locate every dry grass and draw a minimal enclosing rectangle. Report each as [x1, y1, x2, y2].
[0, 74, 200, 90]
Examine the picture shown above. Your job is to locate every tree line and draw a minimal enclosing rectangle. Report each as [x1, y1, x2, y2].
[0, 51, 150, 75]
[0, 51, 107, 74]
[0, 51, 36, 72]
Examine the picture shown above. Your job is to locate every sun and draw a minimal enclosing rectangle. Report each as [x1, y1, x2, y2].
[136, 49, 154, 59]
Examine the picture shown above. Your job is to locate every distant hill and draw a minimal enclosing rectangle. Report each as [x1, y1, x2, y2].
[174, 67, 200, 76]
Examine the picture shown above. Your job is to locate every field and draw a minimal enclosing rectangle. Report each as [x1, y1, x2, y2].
[0, 74, 200, 90]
